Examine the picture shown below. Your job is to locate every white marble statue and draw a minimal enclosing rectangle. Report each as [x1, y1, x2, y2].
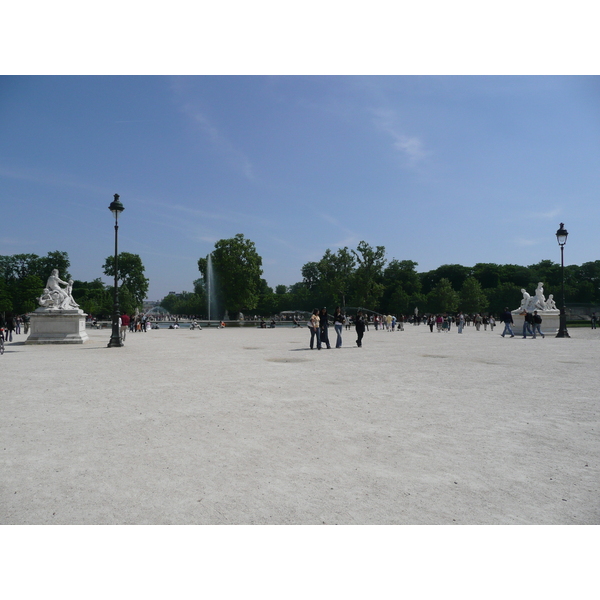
[533, 282, 547, 311]
[519, 289, 534, 313]
[38, 269, 80, 310]
[545, 294, 557, 310]
[514, 282, 558, 314]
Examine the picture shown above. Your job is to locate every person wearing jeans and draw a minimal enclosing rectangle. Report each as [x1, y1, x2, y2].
[309, 308, 321, 350]
[501, 307, 514, 338]
[532, 311, 545, 338]
[333, 306, 344, 348]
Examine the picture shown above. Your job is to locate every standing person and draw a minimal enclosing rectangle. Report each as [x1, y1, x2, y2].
[5, 313, 15, 342]
[355, 310, 366, 347]
[120, 313, 130, 341]
[309, 308, 321, 350]
[333, 306, 344, 348]
[398, 314, 404, 331]
[591, 313, 597, 329]
[532, 310, 545, 338]
[500, 307, 515, 338]
[489, 315, 495, 331]
[474, 314, 482, 331]
[428, 314, 435, 332]
[522, 311, 534, 338]
[436, 314, 443, 332]
[457, 312, 465, 333]
[319, 308, 331, 349]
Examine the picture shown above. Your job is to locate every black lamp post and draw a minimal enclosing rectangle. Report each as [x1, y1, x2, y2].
[108, 194, 125, 347]
[555, 222, 570, 338]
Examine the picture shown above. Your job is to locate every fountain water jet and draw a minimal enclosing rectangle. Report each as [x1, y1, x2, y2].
[206, 253, 216, 321]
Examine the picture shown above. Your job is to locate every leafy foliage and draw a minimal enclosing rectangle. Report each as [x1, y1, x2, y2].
[198, 234, 263, 317]
[103, 252, 149, 308]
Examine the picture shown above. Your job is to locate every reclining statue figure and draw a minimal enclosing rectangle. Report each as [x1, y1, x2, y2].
[38, 269, 80, 310]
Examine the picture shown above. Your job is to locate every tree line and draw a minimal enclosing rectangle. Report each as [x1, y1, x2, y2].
[159, 234, 600, 318]
[0, 251, 149, 318]
[3, 239, 598, 320]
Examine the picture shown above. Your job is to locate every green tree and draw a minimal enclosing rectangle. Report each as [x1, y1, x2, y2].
[319, 247, 356, 309]
[472, 263, 502, 289]
[578, 260, 600, 303]
[351, 241, 386, 309]
[35, 251, 71, 282]
[459, 277, 489, 314]
[381, 259, 421, 313]
[486, 282, 522, 316]
[103, 252, 149, 308]
[0, 278, 13, 312]
[498, 264, 531, 288]
[0, 251, 71, 283]
[13, 275, 44, 314]
[72, 279, 112, 317]
[427, 278, 459, 314]
[420, 264, 471, 295]
[287, 281, 314, 312]
[198, 234, 263, 317]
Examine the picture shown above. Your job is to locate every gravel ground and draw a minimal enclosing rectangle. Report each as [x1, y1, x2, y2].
[1, 323, 598, 525]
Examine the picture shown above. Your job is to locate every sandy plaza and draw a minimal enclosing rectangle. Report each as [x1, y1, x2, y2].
[2, 322, 598, 526]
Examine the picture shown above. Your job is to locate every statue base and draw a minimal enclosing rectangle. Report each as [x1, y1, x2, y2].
[510, 310, 560, 335]
[26, 308, 89, 344]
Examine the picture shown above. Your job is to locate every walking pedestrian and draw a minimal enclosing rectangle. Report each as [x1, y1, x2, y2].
[319, 308, 331, 349]
[428, 315, 435, 332]
[500, 307, 515, 337]
[522, 311, 534, 338]
[355, 310, 366, 347]
[333, 306, 344, 348]
[120, 313, 130, 341]
[309, 308, 321, 350]
[5, 313, 15, 342]
[532, 310, 545, 338]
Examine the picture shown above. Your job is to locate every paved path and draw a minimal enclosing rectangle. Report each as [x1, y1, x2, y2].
[2, 324, 598, 524]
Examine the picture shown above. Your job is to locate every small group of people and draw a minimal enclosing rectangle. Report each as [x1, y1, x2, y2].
[308, 307, 361, 349]
[373, 314, 404, 331]
[0, 313, 29, 342]
[500, 308, 544, 338]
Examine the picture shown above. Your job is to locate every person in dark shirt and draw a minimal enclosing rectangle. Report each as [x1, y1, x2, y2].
[522, 311, 534, 338]
[500, 308, 514, 338]
[355, 310, 366, 347]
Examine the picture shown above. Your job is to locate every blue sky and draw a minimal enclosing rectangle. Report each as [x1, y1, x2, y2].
[1, 75, 599, 300]
[2, 75, 600, 300]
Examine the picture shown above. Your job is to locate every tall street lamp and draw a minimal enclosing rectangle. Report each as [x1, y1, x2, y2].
[108, 194, 125, 347]
[555, 222, 570, 338]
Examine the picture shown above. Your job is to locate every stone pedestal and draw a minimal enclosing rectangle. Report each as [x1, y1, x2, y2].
[26, 309, 89, 344]
[511, 311, 560, 335]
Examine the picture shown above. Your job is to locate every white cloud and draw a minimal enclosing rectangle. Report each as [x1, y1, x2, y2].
[180, 103, 256, 181]
[513, 237, 540, 246]
[370, 108, 429, 166]
[527, 207, 561, 220]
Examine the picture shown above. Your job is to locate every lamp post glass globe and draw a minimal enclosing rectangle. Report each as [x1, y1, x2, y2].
[109, 193, 125, 218]
[556, 222, 568, 247]
[108, 194, 125, 347]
